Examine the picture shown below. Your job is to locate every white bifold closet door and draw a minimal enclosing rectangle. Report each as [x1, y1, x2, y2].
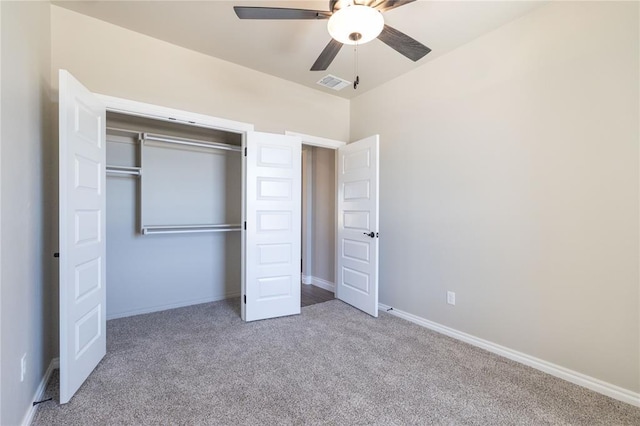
[58, 70, 107, 404]
[243, 132, 302, 321]
[336, 135, 380, 317]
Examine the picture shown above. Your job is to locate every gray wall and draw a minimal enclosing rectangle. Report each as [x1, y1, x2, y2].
[301, 147, 311, 281]
[2, 3, 637, 421]
[301, 146, 336, 286]
[0, 1, 55, 424]
[311, 147, 336, 284]
[350, 1, 639, 392]
[105, 116, 242, 319]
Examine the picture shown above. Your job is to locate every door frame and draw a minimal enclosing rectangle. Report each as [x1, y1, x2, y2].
[94, 94, 254, 322]
[96, 94, 254, 134]
[285, 131, 346, 294]
[301, 146, 313, 285]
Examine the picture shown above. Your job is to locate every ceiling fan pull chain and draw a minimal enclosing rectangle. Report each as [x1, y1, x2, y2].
[354, 41, 360, 90]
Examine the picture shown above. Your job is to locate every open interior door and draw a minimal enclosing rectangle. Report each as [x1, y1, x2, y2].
[336, 135, 380, 317]
[59, 70, 106, 403]
[243, 132, 302, 321]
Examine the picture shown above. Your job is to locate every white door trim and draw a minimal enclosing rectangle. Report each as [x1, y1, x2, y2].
[95, 93, 253, 324]
[290, 133, 344, 290]
[96, 94, 254, 133]
[285, 131, 346, 149]
[301, 147, 313, 284]
[378, 302, 640, 408]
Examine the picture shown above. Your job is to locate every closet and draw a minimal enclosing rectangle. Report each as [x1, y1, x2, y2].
[58, 69, 378, 405]
[105, 112, 243, 320]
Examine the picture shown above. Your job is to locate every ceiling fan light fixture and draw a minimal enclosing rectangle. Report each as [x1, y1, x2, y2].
[327, 5, 384, 45]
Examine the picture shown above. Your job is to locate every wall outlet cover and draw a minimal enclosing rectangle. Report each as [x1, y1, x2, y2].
[447, 291, 456, 306]
[20, 353, 27, 382]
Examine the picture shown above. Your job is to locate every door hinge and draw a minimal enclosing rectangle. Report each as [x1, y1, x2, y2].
[244, 147, 247, 157]
[244, 221, 247, 230]
[244, 295, 246, 304]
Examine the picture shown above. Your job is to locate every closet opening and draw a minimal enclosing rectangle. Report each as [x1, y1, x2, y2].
[105, 111, 243, 320]
[300, 145, 336, 307]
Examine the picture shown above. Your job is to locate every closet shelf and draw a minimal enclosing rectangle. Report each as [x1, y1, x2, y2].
[106, 126, 142, 138]
[142, 224, 242, 235]
[106, 165, 142, 176]
[143, 133, 242, 152]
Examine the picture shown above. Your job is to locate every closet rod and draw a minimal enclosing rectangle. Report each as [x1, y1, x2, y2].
[106, 166, 141, 176]
[143, 133, 242, 152]
[142, 224, 242, 235]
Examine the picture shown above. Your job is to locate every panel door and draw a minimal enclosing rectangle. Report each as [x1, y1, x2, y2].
[59, 70, 106, 403]
[336, 135, 380, 317]
[243, 132, 302, 321]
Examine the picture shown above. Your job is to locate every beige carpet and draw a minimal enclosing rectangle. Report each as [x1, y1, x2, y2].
[33, 299, 640, 425]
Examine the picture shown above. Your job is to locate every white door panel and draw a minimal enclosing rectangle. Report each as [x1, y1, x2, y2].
[336, 135, 379, 317]
[244, 132, 301, 321]
[59, 70, 106, 403]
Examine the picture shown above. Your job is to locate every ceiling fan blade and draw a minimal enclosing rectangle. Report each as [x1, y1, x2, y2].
[377, 24, 431, 62]
[371, 0, 416, 12]
[311, 39, 343, 71]
[233, 7, 330, 20]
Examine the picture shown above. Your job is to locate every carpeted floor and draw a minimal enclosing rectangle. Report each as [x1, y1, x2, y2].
[33, 299, 640, 425]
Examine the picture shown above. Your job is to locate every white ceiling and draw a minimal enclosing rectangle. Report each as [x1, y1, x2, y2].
[53, 0, 545, 99]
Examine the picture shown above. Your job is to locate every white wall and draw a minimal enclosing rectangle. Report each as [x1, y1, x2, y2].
[50, 6, 350, 142]
[50, 4, 350, 318]
[52, 0, 639, 395]
[351, 1, 639, 393]
[0, 1, 54, 424]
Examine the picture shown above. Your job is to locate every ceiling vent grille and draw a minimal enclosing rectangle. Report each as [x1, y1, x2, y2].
[316, 74, 351, 91]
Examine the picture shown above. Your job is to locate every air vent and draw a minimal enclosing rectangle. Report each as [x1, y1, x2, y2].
[316, 74, 351, 91]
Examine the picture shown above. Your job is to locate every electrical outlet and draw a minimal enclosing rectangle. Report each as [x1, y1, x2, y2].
[447, 291, 456, 306]
[20, 353, 27, 382]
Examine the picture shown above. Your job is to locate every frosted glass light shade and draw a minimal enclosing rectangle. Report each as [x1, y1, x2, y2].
[327, 5, 384, 45]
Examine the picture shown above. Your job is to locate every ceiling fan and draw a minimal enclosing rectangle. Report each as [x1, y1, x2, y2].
[234, 0, 431, 71]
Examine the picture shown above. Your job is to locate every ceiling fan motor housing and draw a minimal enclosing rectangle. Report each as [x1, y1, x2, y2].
[330, 0, 373, 13]
[327, 4, 384, 45]
[234, 0, 431, 72]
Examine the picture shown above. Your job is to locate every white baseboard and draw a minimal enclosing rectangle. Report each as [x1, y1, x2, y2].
[21, 357, 59, 426]
[304, 276, 335, 292]
[107, 292, 241, 320]
[301, 274, 313, 285]
[378, 303, 640, 408]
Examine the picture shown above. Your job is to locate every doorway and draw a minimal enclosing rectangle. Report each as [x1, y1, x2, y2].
[301, 145, 336, 307]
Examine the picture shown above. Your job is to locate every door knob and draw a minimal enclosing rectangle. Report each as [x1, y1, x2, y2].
[363, 232, 375, 238]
